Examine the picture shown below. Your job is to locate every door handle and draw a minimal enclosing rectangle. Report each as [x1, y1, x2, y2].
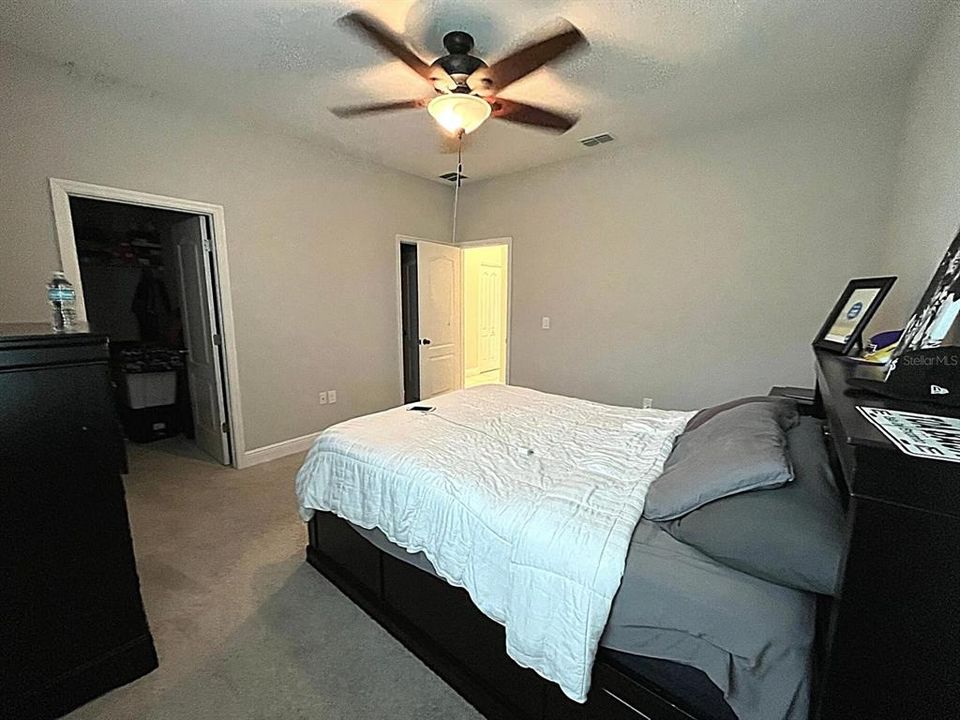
[420, 338, 432, 346]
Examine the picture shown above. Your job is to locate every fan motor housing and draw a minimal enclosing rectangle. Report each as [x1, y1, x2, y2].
[434, 30, 486, 79]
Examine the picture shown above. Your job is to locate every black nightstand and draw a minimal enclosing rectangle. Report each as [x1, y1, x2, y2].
[769, 385, 816, 414]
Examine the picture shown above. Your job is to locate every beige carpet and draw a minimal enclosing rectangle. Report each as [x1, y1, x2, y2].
[64, 439, 481, 720]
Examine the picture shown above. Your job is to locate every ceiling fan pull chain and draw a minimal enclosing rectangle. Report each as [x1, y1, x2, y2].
[457, 130, 463, 188]
[452, 129, 464, 244]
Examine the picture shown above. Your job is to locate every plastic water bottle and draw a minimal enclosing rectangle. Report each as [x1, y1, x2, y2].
[48, 271, 76, 331]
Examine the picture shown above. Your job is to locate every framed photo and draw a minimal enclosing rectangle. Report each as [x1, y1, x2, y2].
[813, 276, 896, 354]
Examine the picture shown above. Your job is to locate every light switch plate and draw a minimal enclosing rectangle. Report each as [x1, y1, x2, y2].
[318, 391, 327, 405]
[328, 390, 337, 404]
[541, 316, 551, 329]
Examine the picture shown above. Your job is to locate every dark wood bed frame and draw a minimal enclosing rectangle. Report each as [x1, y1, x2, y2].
[304, 351, 959, 720]
[305, 512, 713, 720]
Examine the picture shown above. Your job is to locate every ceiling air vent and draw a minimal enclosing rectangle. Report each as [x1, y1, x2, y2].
[579, 132, 615, 147]
[439, 172, 468, 182]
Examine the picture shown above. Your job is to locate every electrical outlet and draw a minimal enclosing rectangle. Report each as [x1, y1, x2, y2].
[318, 391, 327, 405]
[541, 316, 551, 329]
[328, 390, 337, 404]
[642, 397, 653, 409]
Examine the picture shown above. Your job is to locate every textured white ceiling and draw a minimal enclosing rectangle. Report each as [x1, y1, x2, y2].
[0, 0, 945, 182]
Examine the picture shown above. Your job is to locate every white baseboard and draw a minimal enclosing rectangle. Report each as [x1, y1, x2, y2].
[238, 431, 321, 469]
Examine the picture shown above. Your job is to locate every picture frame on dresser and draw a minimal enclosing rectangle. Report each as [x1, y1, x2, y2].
[813, 276, 896, 355]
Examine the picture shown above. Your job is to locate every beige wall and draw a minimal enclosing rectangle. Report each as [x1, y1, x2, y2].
[0, 43, 451, 450]
[5, 21, 954, 442]
[458, 96, 902, 410]
[874, 1, 960, 329]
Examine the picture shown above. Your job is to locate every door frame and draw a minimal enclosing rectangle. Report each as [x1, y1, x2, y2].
[394, 234, 458, 405]
[394, 235, 513, 404]
[458, 237, 513, 386]
[49, 177, 245, 468]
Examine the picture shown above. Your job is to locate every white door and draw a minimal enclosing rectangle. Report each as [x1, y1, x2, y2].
[477, 264, 504, 375]
[417, 241, 462, 399]
[172, 217, 230, 464]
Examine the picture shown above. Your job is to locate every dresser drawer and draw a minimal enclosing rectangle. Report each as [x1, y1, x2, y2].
[5, 541, 148, 691]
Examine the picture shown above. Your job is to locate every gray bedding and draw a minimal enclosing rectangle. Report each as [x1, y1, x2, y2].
[643, 401, 797, 520]
[352, 517, 814, 720]
[661, 417, 846, 596]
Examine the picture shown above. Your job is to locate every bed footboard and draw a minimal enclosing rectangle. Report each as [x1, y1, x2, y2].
[306, 511, 722, 720]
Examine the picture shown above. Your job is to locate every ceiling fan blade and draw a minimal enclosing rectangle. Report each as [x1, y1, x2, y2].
[468, 19, 587, 93]
[330, 99, 426, 118]
[339, 11, 449, 86]
[489, 98, 579, 133]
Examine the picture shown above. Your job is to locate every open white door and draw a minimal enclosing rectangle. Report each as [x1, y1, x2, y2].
[417, 242, 462, 399]
[462, 243, 509, 388]
[477, 263, 505, 377]
[172, 217, 230, 465]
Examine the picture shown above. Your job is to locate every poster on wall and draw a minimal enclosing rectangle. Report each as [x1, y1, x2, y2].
[887, 230, 960, 376]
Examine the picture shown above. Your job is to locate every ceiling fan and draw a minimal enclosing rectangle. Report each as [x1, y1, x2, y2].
[330, 12, 588, 137]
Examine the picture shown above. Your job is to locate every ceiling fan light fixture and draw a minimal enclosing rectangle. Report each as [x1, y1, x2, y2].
[427, 94, 490, 135]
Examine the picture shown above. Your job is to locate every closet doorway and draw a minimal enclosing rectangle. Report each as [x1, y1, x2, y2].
[396, 236, 511, 403]
[51, 180, 238, 466]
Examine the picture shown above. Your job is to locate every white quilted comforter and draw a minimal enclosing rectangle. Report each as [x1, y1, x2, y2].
[295, 385, 694, 701]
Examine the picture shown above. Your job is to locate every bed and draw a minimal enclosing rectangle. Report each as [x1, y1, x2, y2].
[295, 384, 840, 720]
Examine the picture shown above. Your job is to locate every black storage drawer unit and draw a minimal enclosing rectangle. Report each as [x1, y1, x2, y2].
[812, 351, 960, 720]
[381, 551, 551, 720]
[0, 324, 157, 719]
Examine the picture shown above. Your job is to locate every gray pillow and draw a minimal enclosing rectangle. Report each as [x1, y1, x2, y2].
[662, 417, 845, 596]
[643, 401, 794, 521]
[685, 395, 800, 433]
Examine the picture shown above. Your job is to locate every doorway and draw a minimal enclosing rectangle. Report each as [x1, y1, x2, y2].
[397, 236, 510, 403]
[54, 191, 234, 466]
[462, 243, 509, 388]
[400, 242, 420, 404]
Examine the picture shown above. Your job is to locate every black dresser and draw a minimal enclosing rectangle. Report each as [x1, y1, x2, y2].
[0, 325, 157, 719]
[812, 351, 959, 720]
